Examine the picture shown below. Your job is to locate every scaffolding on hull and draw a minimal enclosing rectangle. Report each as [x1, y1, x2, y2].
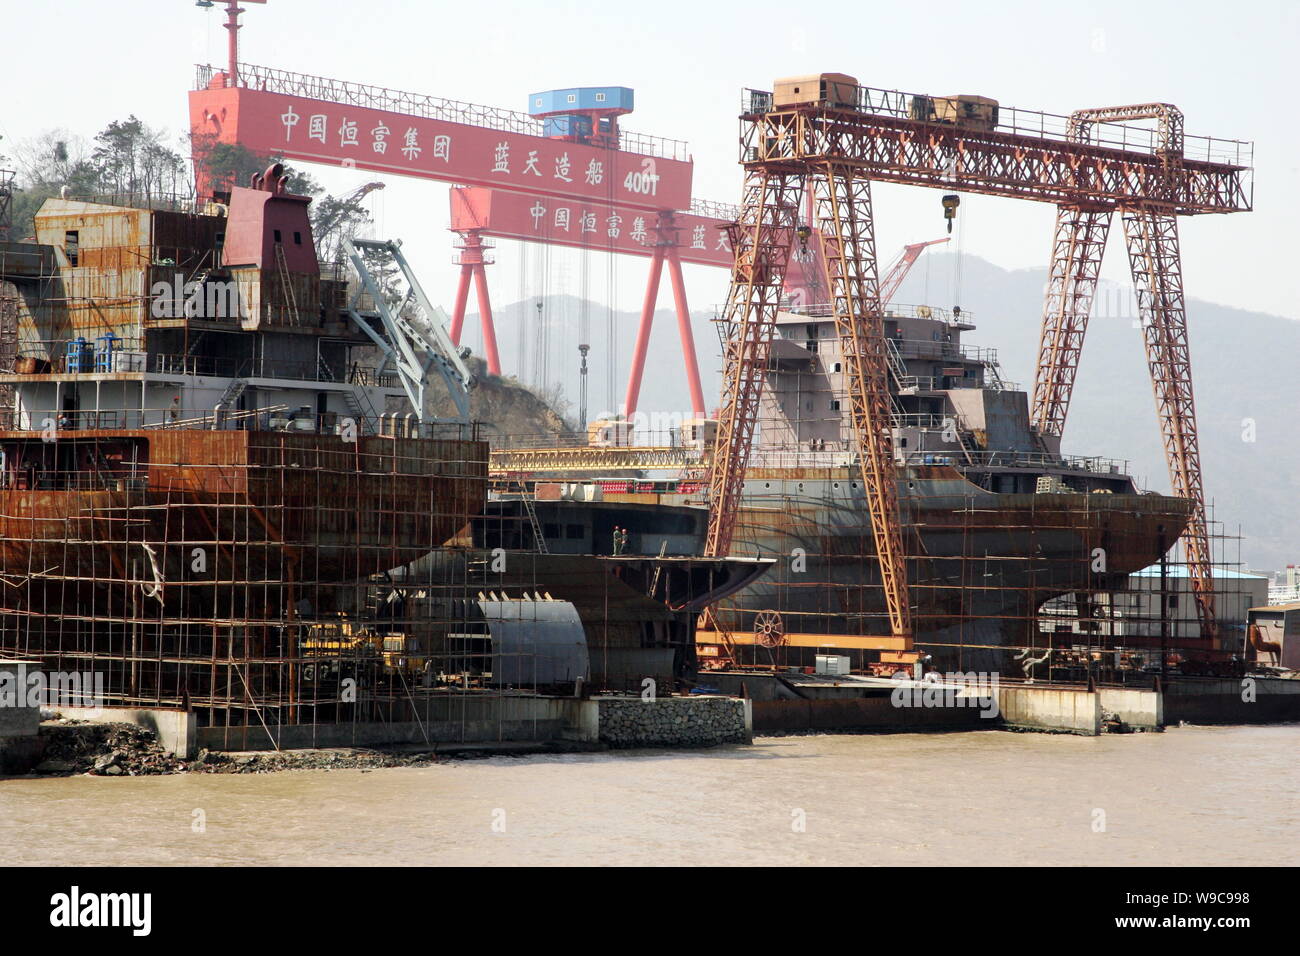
[0, 426, 563, 740]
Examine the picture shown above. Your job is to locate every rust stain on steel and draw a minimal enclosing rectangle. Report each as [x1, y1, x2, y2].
[0, 430, 488, 613]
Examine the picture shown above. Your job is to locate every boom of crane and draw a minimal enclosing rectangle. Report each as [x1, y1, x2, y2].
[878, 237, 949, 306]
[344, 237, 475, 427]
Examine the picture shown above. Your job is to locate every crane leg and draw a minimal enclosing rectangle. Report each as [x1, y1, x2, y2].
[812, 164, 911, 644]
[699, 167, 802, 666]
[666, 246, 706, 417]
[472, 264, 501, 376]
[703, 167, 803, 559]
[449, 263, 473, 345]
[623, 245, 666, 420]
[1030, 205, 1111, 440]
[1122, 208, 1216, 641]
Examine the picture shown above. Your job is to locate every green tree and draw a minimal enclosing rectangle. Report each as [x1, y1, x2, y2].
[192, 137, 321, 197]
[312, 184, 381, 263]
[89, 115, 186, 200]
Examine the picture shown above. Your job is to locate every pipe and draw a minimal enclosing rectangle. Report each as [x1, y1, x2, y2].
[224, 2, 243, 86]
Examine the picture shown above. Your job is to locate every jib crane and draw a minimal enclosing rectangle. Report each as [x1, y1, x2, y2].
[704, 75, 1251, 652]
[878, 238, 948, 306]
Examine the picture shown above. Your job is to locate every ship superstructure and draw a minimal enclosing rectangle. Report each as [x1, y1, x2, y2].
[755, 303, 1133, 493]
[3, 169, 412, 434]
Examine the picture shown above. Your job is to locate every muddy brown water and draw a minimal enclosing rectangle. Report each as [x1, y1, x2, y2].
[2, 724, 1295, 866]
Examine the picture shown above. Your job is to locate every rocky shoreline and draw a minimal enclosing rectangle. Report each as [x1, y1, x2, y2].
[18, 722, 594, 778]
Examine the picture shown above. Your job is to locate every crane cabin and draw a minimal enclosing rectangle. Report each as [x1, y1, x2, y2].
[909, 94, 1000, 131]
[772, 73, 861, 109]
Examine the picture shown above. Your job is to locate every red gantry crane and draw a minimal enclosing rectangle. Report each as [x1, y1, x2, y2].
[190, 1, 829, 420]
[704, 74, 1251, 653]
[446, 188, 829, 417]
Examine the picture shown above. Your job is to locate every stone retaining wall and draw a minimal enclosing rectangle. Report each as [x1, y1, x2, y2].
[598, 696, 750, 748]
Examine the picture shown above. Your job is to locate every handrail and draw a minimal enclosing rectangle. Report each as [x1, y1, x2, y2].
[10, 344, 396, 388]
[740, 84, 1251, 167]
[197, 62, 691, 163]
[0, 406, 480, 441]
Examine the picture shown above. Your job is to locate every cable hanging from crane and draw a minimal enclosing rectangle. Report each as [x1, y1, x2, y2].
[953, 194, 966, 315]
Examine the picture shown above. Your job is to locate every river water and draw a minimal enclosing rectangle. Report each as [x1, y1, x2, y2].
[3, 724, 1296, 866]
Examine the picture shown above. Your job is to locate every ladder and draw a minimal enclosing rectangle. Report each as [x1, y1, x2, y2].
[274, 243, 301, 326]
[984, 360, 1005, 389]
[212, 378, 247, 429]
[884, 337, 909, 415]
[217, 378, 247, 407]
[956, 428, 980, 466]
[649, 540, 669, 598]
[342, 387, 380, 434]
[316, 353, 336, 382]
[516, 486, 548, 554]
[183, 272, 210, 318]
[885, 337, 910, 386]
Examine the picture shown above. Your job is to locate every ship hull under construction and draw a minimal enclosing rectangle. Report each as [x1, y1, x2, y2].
[512, 466, 1194, 675]
[0, 429, 487, 616]
[713, 467, 1194, 673]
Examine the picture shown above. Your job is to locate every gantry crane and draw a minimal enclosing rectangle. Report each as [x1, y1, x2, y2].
[190, 1, 707, 403]
[703, 83, 915, 650]
[704, 76, 1251, 655]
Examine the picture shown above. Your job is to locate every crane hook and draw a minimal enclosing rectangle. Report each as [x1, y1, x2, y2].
[941, 194, 960, 234]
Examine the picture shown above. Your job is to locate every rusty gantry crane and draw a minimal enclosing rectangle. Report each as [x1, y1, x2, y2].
[704, 75, 1251, 659]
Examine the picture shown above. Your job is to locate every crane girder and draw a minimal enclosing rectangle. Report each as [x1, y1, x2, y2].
[740, 102, 1249, 215]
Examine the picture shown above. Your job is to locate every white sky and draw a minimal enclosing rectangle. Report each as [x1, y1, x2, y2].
[3, 0, 1296, 332]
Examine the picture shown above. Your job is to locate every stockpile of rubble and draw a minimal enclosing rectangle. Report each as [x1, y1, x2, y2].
[27, 721, 451, 776]
[34, 722, 188, 776]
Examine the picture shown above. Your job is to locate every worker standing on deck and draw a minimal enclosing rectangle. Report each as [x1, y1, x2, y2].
[613, 526, 627, 556]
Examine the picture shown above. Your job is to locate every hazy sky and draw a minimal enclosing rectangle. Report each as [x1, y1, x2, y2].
[4, 0, 1297, 359]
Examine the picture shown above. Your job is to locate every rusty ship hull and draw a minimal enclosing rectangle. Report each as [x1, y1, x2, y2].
[0, 429, 487, 616]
